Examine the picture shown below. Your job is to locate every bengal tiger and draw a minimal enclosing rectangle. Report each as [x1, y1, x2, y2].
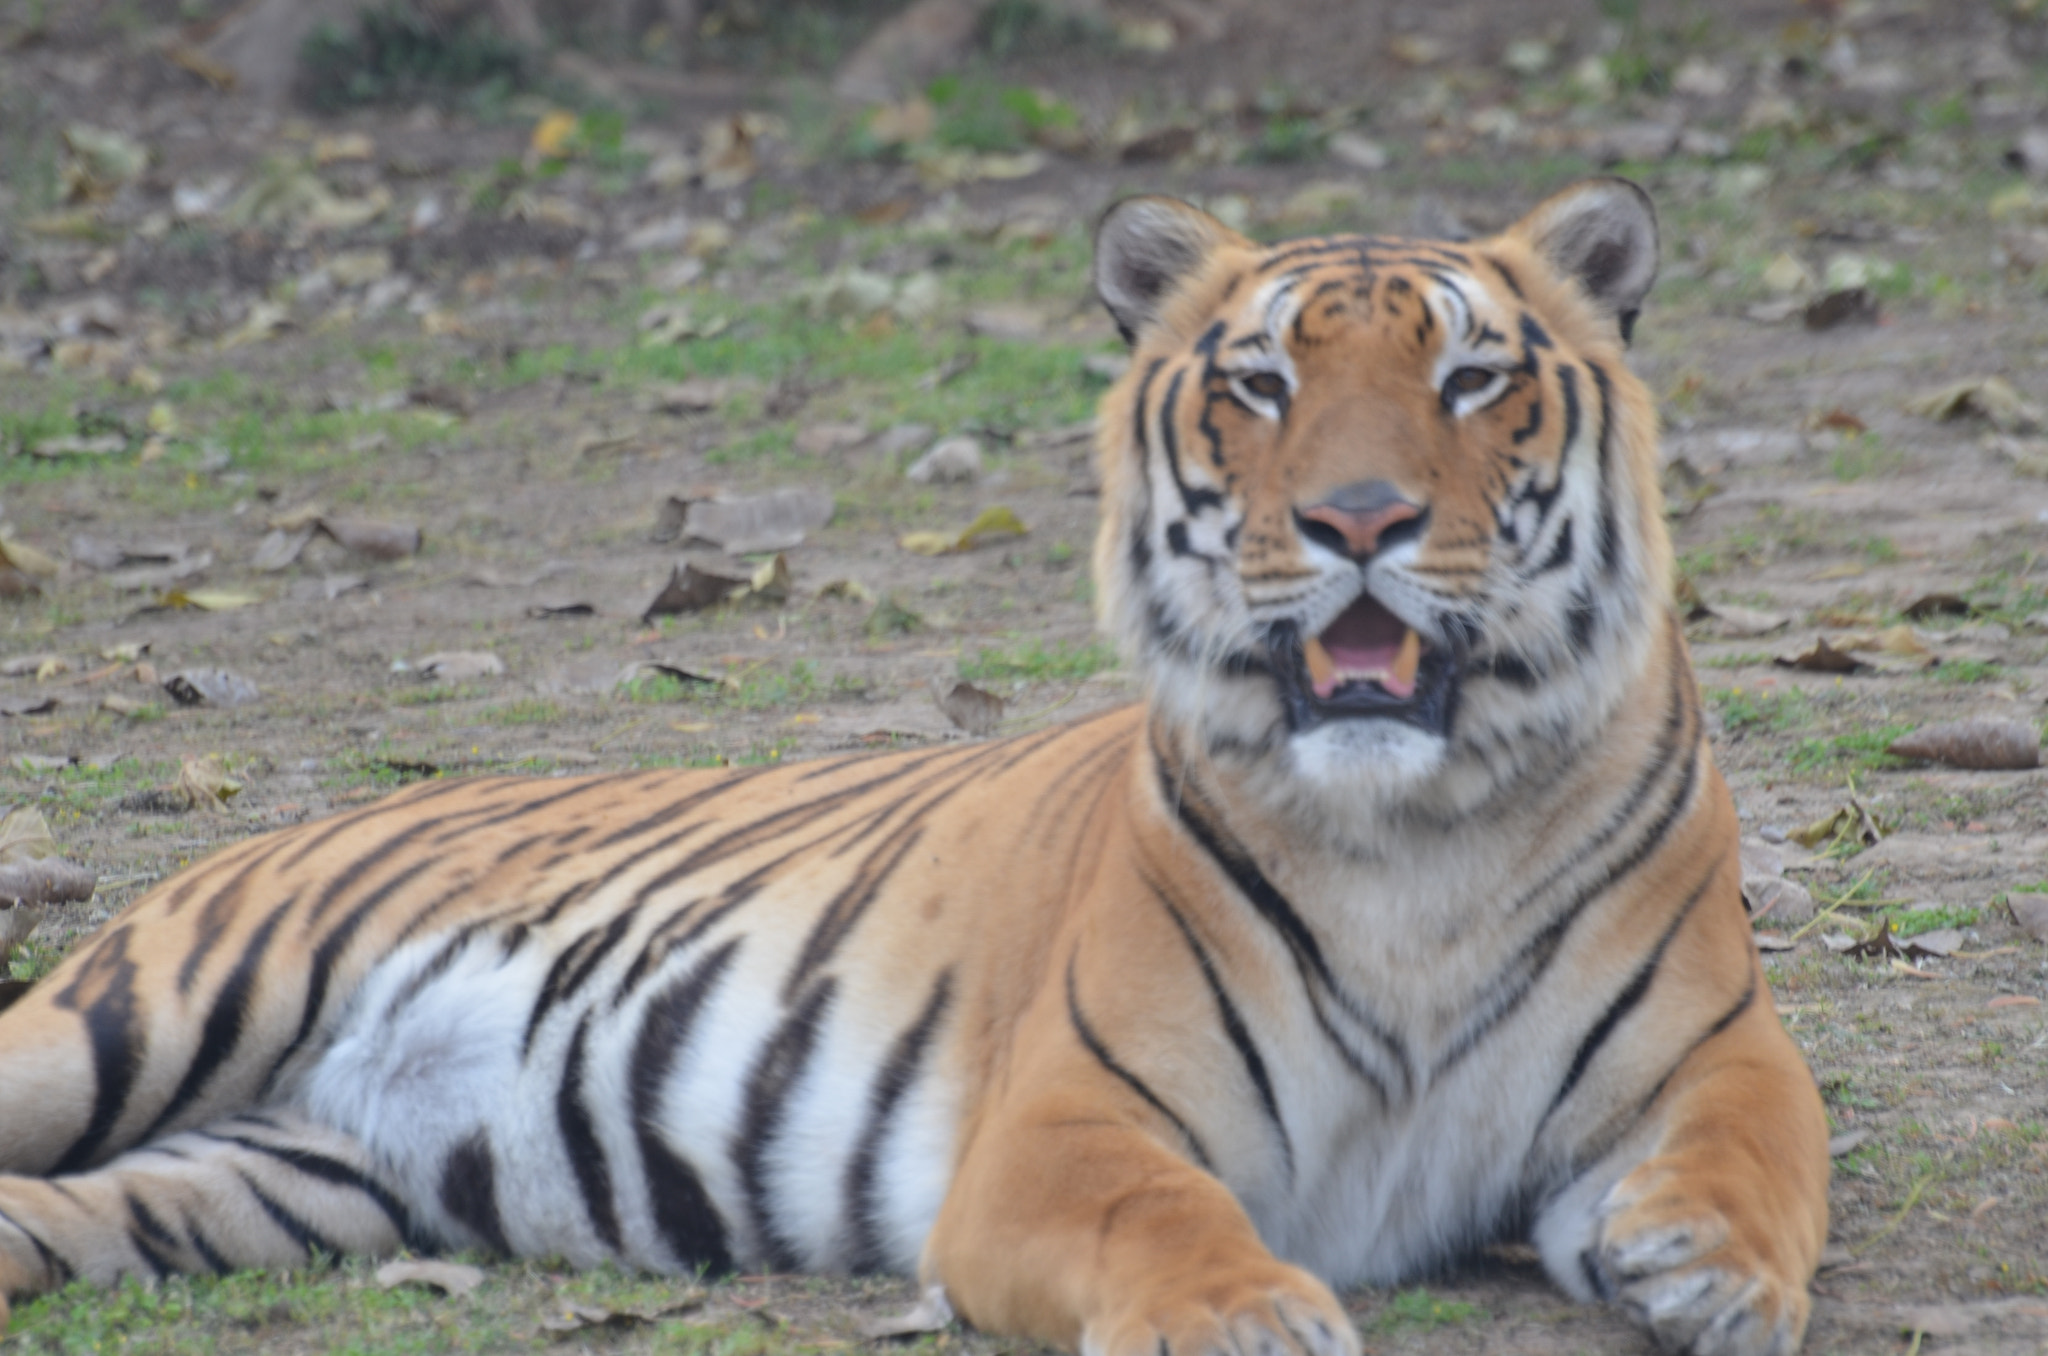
[0, 177, 1828, 1356]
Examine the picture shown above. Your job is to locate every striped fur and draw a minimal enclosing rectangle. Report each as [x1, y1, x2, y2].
[0, 179, 1826, 1356]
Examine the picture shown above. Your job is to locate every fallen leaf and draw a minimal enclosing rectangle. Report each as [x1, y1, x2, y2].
[527, 601, 597, 619]
[1903, 928, 1964, 958]
[818, 579, 876, 604]
[0, 537, 61, 578]
[100, 694, 156, 718]
[1828, 1129, 1870, 1157]
[680, 488, 836, 554]
[157, 588, 261, 612]
[1901, 592, 1970, 620]
[251, 527, 315, 572]
[1788, 799, 1884, 852]
[375, 1259, 484, 1297]
[0, 694, 60, 717]
[1886, 720, 2040, 770]
[936, 680, 1004, 736]
[1907, 376, 2046, 433]
[0, 653, 61, 678]
[163, 668, 261, 707]
[1774, 637, 1865, 673]
[641, 561, 749, 619]
[1987, 994, 2041, 1008]
[2006, 893, 2048, 942]
[539, 1294, 702, 1337]
[864, 595, 923, 637]
[900, 506, 1030, 556]
[27, 433, 125, 458]
[1803, 287, 1879, 330]
[617, 660, 720, 690]
[320, 518, 421, 561]
[1753, 932, 1796, 951]
[123, 754, 244, 814]
[1704, 602, 1789, 638]
[415, 652, 505, 681]
[859, 1285, 955, 1341]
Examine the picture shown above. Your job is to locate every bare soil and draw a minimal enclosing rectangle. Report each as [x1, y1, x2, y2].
[2, 2, 2046, 1353]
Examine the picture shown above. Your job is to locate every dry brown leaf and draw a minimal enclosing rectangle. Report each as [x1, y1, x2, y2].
[0, 537, 61, 578]
[162, 668, 261, 707]
[1907, 376, 2046, 433]
[1901, 592, 1971, 620]
[936, 680, 1004, 736]
[416, 652, 505, 681]
[641, 561, 748, 619]
[1705, 603, 1789, 638]
[374, 1259, 484, 1296]
[1788, 799, 1884, 851]
[858, 1285, 955, 1340]
[681, 488, 835, 555]
[1773, 637, 1865, 673]
[900, 506, 1029, 556]
[2005, 893, 2048, 942]
[320, 518, 421, 561]
[1886, 720, 2040, 770]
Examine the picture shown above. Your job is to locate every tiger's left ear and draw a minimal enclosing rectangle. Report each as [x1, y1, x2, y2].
[1094, 196, 1245, 346]
[1512, 177, 1659, 344]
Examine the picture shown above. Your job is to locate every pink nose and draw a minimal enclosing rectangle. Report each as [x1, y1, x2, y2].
[1297, 500, 1422, 557]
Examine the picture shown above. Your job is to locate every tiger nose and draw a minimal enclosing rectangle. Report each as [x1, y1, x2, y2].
[1295, 481, 1424, 557]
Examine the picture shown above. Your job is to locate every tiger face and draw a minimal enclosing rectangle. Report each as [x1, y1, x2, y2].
[1092, 180, 1669, 820]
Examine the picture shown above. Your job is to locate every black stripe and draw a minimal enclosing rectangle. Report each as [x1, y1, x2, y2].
[557, 1014, 624, 1252]
[1533, 516, 1574, 575]
[842, 970, 955, 1272]
[170, 836, 299, 990]
[1543, 863, 1722, 1120]
[202, 1129, 417, 1245]
[50, 924, 143, 1173]
[782, 824, 925, 1001]
[582, 764, 783, 853]
[1156, 368, 1224, 515]
[523, 905, 643, 1056]
[1154, 736, 1408, 1102]
[630, 940, 739, 1273]
[142, 900, 294, 1141]
[1586, 360, 1620, 576]
[732, 977, 838, 1271]
[439, 1132, 510, 1255]
[1065, 953, 1211, 1170]
[187, 1219, 235, 1276]
[241, 1173, 344, 1260]
[1547, 978, 1759, 1201]
[0, 1206, 74, 1286]
[127, 1192, 179, 1251]
[1148, 878, 1293, 1180]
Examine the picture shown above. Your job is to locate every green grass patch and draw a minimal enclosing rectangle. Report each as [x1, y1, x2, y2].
[479, 699, 563, 726]
[1372, 1287, 1486, 1333]
[298, 0, 532, 111]
[1933, 657, 2001, 684]
[959, 637, 1117, 684]
[390, 682, 490, 707]
[1706, 686, 1812, 735]
[1879, 902, 1981, 937]
[1786, 725, 1916, 776]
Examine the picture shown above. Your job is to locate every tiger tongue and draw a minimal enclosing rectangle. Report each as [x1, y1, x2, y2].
[1305, 595, 1422, 700]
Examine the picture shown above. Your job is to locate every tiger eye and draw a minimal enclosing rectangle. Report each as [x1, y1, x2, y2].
[1242, 371, 1288, 400]
[1442, 366, 1497, 397]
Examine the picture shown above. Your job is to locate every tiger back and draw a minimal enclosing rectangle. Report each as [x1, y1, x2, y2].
[0, 178, 1828, 1356]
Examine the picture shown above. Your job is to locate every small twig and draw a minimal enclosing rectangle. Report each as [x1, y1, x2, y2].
[1854, 1169, 1937, 1256]
[1790, 866, 1881, 942]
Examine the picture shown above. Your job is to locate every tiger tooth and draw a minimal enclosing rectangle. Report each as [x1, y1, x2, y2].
[1391, 629, 1421, 689]
[1304, 635, 1336, 692]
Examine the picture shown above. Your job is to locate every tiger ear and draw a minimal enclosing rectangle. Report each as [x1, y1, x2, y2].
[1094, 196, 1244, 345]
[1512, 177, 1659, 343]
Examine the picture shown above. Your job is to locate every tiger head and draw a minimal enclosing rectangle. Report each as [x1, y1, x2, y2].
[1091, 179, 1672, 820]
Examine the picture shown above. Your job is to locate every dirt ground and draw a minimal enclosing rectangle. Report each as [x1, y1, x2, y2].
[2, 1, 2047, 1353]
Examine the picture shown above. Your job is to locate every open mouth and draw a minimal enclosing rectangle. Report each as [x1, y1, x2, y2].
[1268, 592, 1460, 736]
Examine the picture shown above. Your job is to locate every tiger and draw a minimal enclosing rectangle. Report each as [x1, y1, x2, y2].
[0, 176, 1829, 1356]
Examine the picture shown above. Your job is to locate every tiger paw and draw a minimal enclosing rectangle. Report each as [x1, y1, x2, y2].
[1081, 1262, 1359, 1356]
[1590, 1166, 1810, 1356]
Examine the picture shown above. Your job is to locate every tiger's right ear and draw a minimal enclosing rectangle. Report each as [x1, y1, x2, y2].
[1094, 196, 1243, 345]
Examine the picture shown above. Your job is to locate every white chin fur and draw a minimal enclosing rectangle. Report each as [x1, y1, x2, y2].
[1286, 719, 1447, 798]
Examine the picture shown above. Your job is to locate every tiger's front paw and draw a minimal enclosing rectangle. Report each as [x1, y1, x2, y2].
[1590, 1166, 1810, 1356]
[1082, 1261, 1359, 1356]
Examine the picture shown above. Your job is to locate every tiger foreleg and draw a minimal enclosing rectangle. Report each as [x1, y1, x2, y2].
[0, 1112, 413, 1315]
[1535, 992, 1830, 1356]
[927, 1095, 1359, 1356]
